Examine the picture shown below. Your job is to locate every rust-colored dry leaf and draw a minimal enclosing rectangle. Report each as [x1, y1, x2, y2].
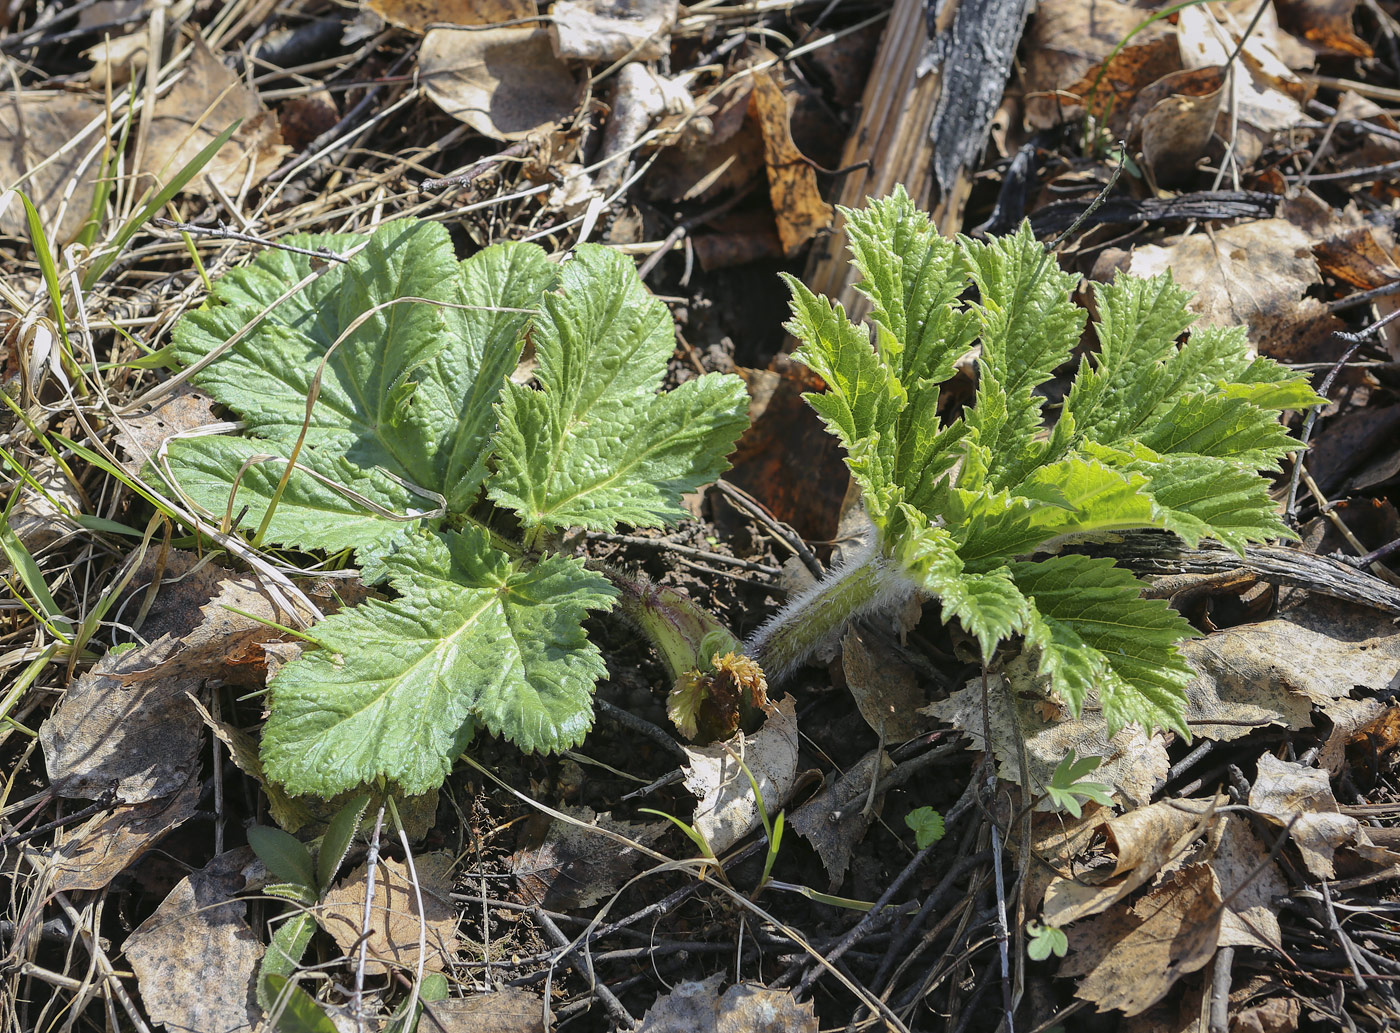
[317, 854, 458, 975]
[1128, 66, 1225, 187]
[368, 0, 535, 31]
[124, 848, 262, 1033]
[841, 625, 934, 740]
[683, 695, 799, 855]
[0, 91, 105, 242]
[1274, 0, 1372, 57]
[1248, 752, 1356, 879]
[139, 37, 288, 198]
[748, 70, 832, 255]
[1103, 219, 1346, 361]
[509, 804, 666, 909]
[788, 749, 893, 889]
[424, 990, 547, 1032]
[1042, 796, 1221, 927]
[637, 972, 817, 1033]
[114, 384, 218, 477]
[924, 659, 1169, 809]
[1061, 862, 1223, 1016]
[50, 769, 202, 893]
[1022, 0, 1178, 132]
[421, 27, 582, 141]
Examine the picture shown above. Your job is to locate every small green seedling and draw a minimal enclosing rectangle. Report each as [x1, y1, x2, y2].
[1044, 749, 1115, 817]
[905, 806, 946, 849]
[1027, 920, 1070, 961]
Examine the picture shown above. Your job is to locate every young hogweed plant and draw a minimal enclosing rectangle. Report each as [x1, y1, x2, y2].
[742, 188, 1321, 738]
[157, 220, 749, 797]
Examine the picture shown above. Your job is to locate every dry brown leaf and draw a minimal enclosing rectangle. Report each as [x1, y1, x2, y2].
[1128, 66, 1225, 187]
[749, 70, 833, 255]
[421, 27, 582, 141]
[924, 660, 1169, 809]
[114, 384, 218, 477]
[509, 804, 666, 909]
[368, 0, 535, 32]
[422, 990, 547, 1032]
[1274, 0, 1372, 57]
[1102, 219, 1346, 361]
[139, 38, 288, 198]
[1022, 0, 1178, 132]
[0, 91, 106, 243]
[840, 625, 934, 740]
[1176, 4, 1310, 134]
[41, 651, 205, 803]
[683, 695, 799, 855]
[550, 0, 677, 62]
[50, 769, 203, 893]
[1204, 814, 1285, 950]
[1042, 796, 1221, 927]
[645, 79, 763, 204]
[1061, 862, 1223, 1016]
[1248, 752, 1356, 878]
[84, 31, 150, 85]
[124, 848, 262, 1033]
[1232, 994, 1302, 1033]
[788, 749, 893, 889]
[636, 972, 817, 1033]
[317, 854, 458, 975]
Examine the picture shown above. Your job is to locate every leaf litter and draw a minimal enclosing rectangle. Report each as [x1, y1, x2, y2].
[6, 1, 1400, 1031]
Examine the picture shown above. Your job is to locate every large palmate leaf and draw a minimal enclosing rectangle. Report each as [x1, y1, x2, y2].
[782, 190, 1322, 735]
[261, 529, 615, 796]
[152, 221, 750, 798]
[490, 245, 749, 534]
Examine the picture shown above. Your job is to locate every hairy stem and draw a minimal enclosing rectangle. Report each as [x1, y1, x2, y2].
[744, 544, 918, 683]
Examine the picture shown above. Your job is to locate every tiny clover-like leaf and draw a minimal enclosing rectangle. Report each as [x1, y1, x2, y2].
[905, 806, 946, 849]
[490, 244, 750, 534]
[1043, 748, 1115, 818]
[1027, 921, 1069, 961]
[261, 527, 616, 797]
[777, 193, 1321, 739]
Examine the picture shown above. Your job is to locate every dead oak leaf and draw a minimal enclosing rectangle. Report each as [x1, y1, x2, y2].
[317, 854, 458, 975]
[1061, 862, 1223, 1017]
[509, 804, 667, 910]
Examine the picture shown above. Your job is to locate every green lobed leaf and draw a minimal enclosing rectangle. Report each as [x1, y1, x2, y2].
[261, 527, 617, 796]
[491, 245, 750, 533]
[1012, 555, 1196, 737]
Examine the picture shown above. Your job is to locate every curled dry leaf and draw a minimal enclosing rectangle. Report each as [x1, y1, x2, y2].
[1060, 862, 1223, 1016]
[421, 27, 583, 141]
[749, 69, 833, 255]
[1127, 66, 1225, 187]
[317, 854, 458, 975]
[1022, 0, 1178, 133]
[551, 0, 678, 62]
[1176, 4, 1310, 136]
[924, 661, 1168, 810]
[1274, 0, 1372, 57]
[0, 91, 105, 242]
[124, 848, 262, 1033]
[139, 38, 288, 198]
[683, 694, 799, 855]
[509, 804, 667, 909]
[1249, 752, 1359, 879]
[1041, 795, 1222, 927]
[788, 748, 893, 889]
[637, 972, 817, 1033]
